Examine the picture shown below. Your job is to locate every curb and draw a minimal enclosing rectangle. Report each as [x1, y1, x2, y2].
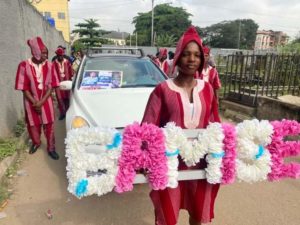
[0, 153, 18, 179]
[0, 132, 28, 181]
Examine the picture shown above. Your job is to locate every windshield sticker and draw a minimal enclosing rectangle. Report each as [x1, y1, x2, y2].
[80, 70, 123, 89]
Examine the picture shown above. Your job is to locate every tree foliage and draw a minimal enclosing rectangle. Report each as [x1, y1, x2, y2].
[293, 31, 300, 44]
[278, 43, 300, 54]
[155, 34, 177, 47]
[197, 19, 259, 49]
[72, 19, 109, 48]
[132, 4, 192, 46]
[72, 19, 100, 38]
[278, 31, 300, 54]
[72, 40, 85, 53]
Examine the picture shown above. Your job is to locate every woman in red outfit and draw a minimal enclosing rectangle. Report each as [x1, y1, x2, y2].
[142, 26, 221, 225]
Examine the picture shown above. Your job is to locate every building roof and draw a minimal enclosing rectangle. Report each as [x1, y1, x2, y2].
[102, 31, 130, 40]
[257, 30, 288, 37]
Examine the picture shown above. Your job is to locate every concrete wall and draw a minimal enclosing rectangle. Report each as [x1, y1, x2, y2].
[257, 96, 300, 121]
[221, 96, 300, 122]
[220, 96, 300, 122]
[0, 0, 67, 137]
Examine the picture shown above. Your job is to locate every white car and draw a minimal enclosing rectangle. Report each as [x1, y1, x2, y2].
[60, 47, 167, 131]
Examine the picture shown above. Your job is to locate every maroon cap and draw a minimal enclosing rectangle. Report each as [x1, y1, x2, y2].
[27, 36, 46, 60]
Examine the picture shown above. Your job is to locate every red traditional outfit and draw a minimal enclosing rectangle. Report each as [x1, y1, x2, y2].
[200, 66, 221, 90]
[15, 37, 59, 152]
[142, 27, 221, 225]
[53, 47, 73, 116]
[197, 46, 221, 91]
[157, 60, 169, 75]
[155, 48, 169, 75]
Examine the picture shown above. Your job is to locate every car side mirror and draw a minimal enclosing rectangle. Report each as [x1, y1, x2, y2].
[60, 80, 72, 90]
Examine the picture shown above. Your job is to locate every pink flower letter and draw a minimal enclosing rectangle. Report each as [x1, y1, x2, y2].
[268, 120, 300, 181]
[115, 122, 168, 193]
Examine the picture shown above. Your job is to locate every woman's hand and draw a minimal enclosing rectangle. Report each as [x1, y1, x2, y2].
[137, 168, 149, 176]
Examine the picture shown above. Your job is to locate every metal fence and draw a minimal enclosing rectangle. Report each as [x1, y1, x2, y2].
[219, 53, 300, 107]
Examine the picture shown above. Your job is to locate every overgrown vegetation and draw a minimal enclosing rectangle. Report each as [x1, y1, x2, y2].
[0, 139, 18, 161]
[0, 119, 25, 160]
[0, 123, 26, 206]
[0, 185, 10, 206]
[278, 32, 300, 54]
[0, 156, 24, 206]
[13, 119, 25, 138]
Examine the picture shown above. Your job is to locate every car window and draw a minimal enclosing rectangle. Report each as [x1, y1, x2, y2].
[78, 57, 166, 89]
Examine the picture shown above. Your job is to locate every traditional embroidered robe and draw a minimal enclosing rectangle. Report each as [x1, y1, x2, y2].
[198, 65, 221, 90]
[53, 58, 73, 114]
[142, 79, 220, 225]
[15, 59, 59, 126]
[155, 58, 169, 75]
[15, 59, 59, 151]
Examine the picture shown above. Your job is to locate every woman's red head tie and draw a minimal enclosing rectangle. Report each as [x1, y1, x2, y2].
[172, 26, 205, 74]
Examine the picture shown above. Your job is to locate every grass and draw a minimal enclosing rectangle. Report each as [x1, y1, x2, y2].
[0, 119, 26, 207]
[0, 185, 10, 207]
[13, 119, 25, 138]
[0, 119, 26, 161]
[0, 147, 26, 207]
[0, 138, 18, 161]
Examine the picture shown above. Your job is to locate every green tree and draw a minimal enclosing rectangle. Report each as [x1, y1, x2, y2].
[293, 31, 300, 44]
[72, 40, 85, 53]
[278, 43, 300, 54]
[155, 34, 176, 47]
[132, 3, 192, 46]
[198, 19, 258, 49]
[278, 31, 300, 54]
[72, 19, 109, 48]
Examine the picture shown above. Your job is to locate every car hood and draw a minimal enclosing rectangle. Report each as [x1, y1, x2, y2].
[74, 88, 153, 128]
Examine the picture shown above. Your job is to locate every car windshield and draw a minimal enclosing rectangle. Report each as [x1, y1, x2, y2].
[78, 57, 166, 89]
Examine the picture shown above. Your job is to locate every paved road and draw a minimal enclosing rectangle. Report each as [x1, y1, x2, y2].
[1, 120, 300, 225]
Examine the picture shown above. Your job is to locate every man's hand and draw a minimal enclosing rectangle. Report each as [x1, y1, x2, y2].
[33, 101, 43, 114]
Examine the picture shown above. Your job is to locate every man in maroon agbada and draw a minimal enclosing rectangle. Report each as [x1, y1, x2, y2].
[15, 37, 60, 160]
[142, 26, 220, 225]
[52, 47, 73, 120]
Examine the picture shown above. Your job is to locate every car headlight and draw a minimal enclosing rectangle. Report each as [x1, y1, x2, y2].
[71, 116, 89, 129]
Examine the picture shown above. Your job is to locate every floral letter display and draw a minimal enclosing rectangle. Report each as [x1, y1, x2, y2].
[65, 119, 300, 198]
[115, 122, 168, 193]
[235, 120, 273, 183]
[65, 127, 121, 198]
[267, 120, 300, 181]
[220, 123, 237, 184]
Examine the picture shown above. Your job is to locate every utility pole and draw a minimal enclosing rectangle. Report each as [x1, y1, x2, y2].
[136, 32, 138, 48]
[151, 0, 154, 46]
[237, 20, 241, 49]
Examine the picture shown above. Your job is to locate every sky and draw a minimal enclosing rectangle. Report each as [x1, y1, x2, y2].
[69, 0, 300, 39]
